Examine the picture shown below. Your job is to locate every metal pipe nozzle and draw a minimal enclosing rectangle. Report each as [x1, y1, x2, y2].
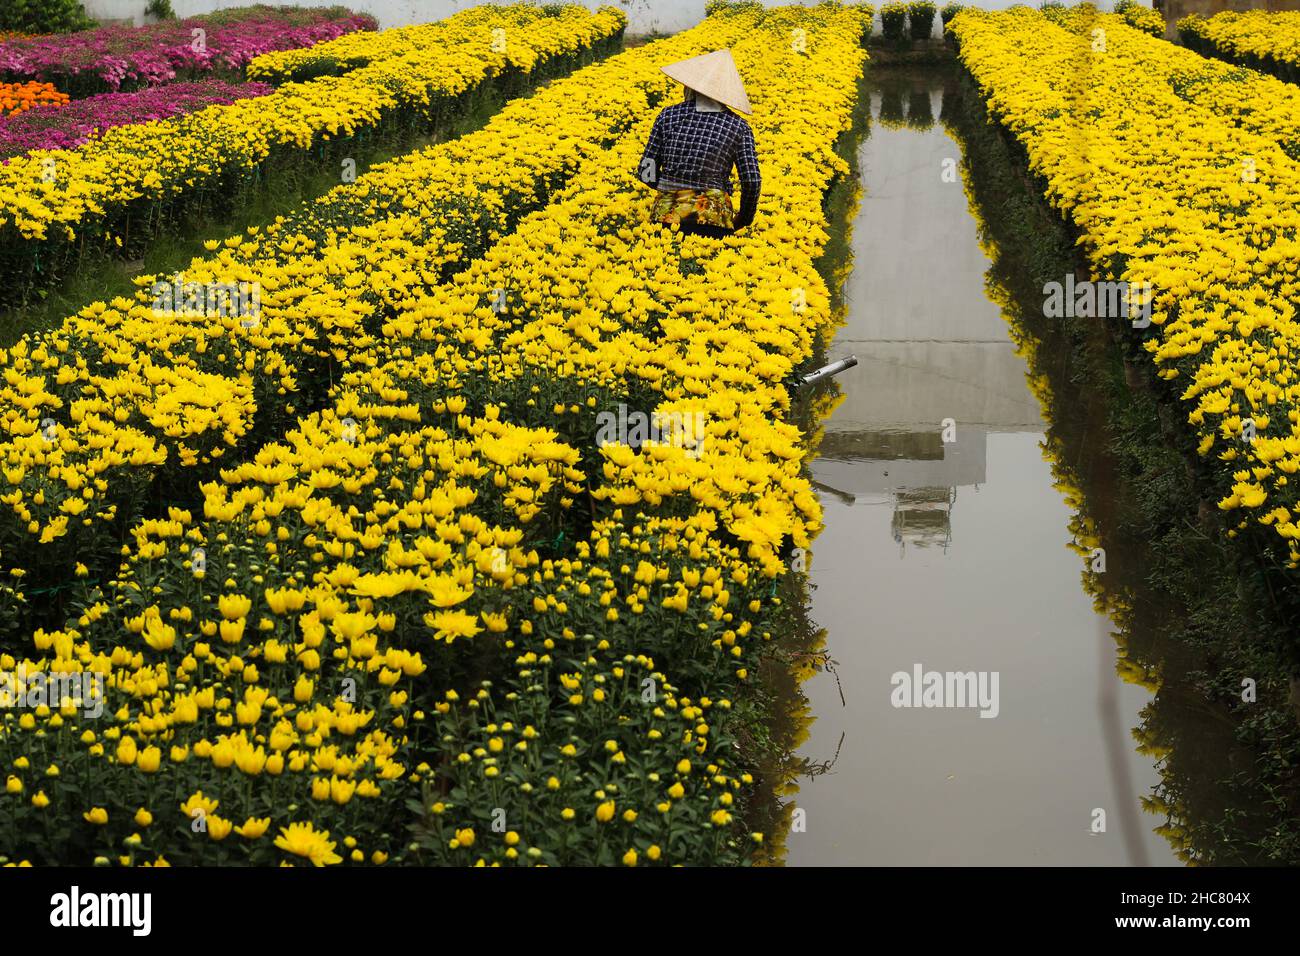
[800, 355, 859, 388]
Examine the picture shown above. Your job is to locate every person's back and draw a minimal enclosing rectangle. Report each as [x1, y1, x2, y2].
[636, 49, 761, 238]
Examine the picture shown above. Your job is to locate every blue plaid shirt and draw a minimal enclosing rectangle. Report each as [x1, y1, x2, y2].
[637, 94, 762, 229]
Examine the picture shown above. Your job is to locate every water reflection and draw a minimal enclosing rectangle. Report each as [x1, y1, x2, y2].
[785, 67, 1177, 866]
[813, 71, 1044, 561]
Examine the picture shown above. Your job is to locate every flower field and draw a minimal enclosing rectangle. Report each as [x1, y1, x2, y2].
[0, 5, 375, 96]
[0, 2, 870, 867]
[950, 8, 1300, 586]
[9, 0, 1299, 886]
[0, 80, 273, 160]
[0, 3, 625, 307]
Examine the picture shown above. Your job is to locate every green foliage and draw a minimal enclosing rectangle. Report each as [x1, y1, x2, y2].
[196, 5, 359, 28]
[907, 0, 936, 39]
[145, 0, 177, 20]
[1178, 11, 1208, 49]
[940, 3, 965, 26]
[0, 0, 95, 34]
[705, 0, 766, 17]
[881, 1, 908, 42]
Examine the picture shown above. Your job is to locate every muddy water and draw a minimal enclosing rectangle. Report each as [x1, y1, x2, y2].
[784, 70, 1178, 866]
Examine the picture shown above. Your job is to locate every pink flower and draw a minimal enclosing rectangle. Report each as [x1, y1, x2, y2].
[0, 10, 375, 95]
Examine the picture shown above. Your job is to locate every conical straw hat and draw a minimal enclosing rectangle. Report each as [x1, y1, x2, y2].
[661, 48, 752, 115]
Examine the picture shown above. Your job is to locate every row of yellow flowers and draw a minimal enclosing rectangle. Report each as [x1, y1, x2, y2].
[950, 7, 1300, 570]
[1112, 0, 1163, 38]
[0, 4, 625, 304]
[0, 5, 765, 614]
[0, 3, 871, 866]
[1178, 10, 1300, 77]
[247, 4, 538, 84]
[1045, 7, 1300, 158]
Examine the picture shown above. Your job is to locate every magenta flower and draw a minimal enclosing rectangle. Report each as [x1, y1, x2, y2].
[0, 9, 376, 95]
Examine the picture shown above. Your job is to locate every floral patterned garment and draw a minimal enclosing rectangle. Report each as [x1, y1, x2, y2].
[649, 187, 736, 230]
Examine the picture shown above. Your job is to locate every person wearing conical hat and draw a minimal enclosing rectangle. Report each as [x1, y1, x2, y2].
[636, 48, 761, 238]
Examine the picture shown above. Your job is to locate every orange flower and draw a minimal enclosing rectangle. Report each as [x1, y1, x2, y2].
[0, 82, 68, 118]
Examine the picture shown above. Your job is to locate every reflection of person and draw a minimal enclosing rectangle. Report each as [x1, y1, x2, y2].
[636, 49, 761, 239]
